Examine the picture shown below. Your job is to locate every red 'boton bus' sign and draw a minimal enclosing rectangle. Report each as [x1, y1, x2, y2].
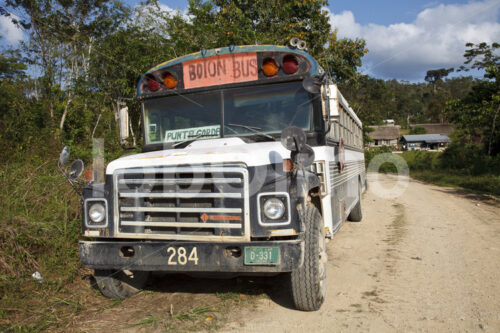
[182, 53, 258, 89]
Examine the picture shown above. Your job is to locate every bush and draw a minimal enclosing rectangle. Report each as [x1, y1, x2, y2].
[409, 126, 427, 134]
[440, 142, 491, 175]
[364, 146, 394, 166]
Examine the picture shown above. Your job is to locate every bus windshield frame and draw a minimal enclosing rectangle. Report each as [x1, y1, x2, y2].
[142, 81, 319, 146]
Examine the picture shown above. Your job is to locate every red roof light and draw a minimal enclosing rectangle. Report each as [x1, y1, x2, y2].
[147, 77, 160, 91]
[283, 55, 298, 74]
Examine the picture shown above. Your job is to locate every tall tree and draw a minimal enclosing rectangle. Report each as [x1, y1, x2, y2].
[4, 0, 129, 132]
[425, 68, 454, 85]
[447, 42, 500, 157]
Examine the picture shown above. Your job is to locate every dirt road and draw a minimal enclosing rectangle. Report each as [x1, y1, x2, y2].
[223, 173, 500, 332]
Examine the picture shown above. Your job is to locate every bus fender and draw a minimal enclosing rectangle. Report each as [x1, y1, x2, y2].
[292, 170, 320, 204]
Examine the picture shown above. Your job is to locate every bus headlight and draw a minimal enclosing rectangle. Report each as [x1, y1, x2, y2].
[89, 203, 106, 223]
[263, 198, 285, 220]
[258, 193, 290, 225]
[84, 199, 108, 228]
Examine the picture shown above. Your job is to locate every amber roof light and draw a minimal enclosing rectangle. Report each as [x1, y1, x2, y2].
[262, 58, 279, 76]
[163, 72, 178, 89]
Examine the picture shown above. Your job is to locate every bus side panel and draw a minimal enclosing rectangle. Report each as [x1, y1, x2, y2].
[344, 150, 366, 218]
[320, 194, 334, 234]
[313, 146, 365, 233]
[333, 184, 346, 226]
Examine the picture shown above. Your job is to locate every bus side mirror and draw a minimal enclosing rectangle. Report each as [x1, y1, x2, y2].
[68, 159, 84, 180]
[117, 105, 130, 147]
[59, 146, 70, 166]
[302, 77, 321, 94]
[327, 84, 339, 118]
[281, 126, 315, 168]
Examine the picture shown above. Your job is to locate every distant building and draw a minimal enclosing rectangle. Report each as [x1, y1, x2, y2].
[383, 119, 395, 125]
[401, 134, 451, 151]
[409, 123, 455, 136]
[367, 125, 400, 147]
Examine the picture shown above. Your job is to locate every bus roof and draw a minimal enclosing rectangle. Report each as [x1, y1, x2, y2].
[137, 45, 322, 97]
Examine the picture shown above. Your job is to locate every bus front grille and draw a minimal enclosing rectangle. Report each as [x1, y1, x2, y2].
[113, 166, 249, 241]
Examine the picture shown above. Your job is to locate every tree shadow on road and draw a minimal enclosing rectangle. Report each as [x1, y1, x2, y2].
[429, 187, 500, 208]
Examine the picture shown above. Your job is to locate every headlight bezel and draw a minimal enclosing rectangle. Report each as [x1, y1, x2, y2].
[257, 192, 291, 226]
[84, 199, 108, 228]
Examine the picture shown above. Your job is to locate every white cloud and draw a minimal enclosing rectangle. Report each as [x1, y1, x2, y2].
[133, 1, 191, 29]
[326, 0, 500, 81]
[157, 3, 189, 18]
[0, 14, 24, 45]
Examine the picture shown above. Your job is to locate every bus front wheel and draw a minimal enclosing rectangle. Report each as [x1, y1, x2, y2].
[289, 205, 327, 311]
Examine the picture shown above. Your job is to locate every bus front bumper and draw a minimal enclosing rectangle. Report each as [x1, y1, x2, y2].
[79, 240, 304, 273]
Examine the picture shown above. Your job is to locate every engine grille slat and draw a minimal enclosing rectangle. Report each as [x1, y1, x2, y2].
[119, 192, 242, 199]
[121, 221, 242, 229]
[120, 207, 242, 213]
[118, 178, 242, 185]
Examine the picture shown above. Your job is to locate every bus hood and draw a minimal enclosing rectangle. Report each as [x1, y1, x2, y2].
[106, 138, 293, 175]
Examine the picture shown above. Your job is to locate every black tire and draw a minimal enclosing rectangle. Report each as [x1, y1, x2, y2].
[94, 270, 150, 299]
[348, 180, 363, 222]
[289, 205, 327, 311]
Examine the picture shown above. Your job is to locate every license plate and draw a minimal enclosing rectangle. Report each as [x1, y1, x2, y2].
[244, 246, 280, 265]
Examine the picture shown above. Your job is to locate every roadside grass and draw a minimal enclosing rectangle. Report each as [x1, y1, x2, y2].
[410, 170, 500, 197]
[0, 151, 109, 332]
[365, 148, 500, 197]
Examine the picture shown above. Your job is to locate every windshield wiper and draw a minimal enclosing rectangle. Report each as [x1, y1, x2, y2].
[172, 134, 218, 148]
[226, 123, 275, 141]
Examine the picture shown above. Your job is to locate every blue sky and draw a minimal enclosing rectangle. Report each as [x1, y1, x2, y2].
[328, 0, 476, 25]
[125, 0, 476, 25]
[2, 0, 500, 81]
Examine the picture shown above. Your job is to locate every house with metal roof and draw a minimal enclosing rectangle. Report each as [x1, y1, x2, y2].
[401, 134, 451, 151]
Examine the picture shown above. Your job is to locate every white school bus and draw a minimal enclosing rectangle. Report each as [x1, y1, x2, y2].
[64, 42, 366, 311]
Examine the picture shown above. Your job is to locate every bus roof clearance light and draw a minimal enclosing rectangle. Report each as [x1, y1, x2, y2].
[147, 77, 160, 91]
[163, 72, 178, 89]
[282, 55, 298, 74]
[262, 58, 279, 76]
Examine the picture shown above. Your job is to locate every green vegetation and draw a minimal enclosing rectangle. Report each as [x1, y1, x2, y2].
[342, 74, 475, 127]
[409, 126, 427, 135]
[0, 155, 81, 291]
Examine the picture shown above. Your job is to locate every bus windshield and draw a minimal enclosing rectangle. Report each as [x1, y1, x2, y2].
[143, 81, 312, 145]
